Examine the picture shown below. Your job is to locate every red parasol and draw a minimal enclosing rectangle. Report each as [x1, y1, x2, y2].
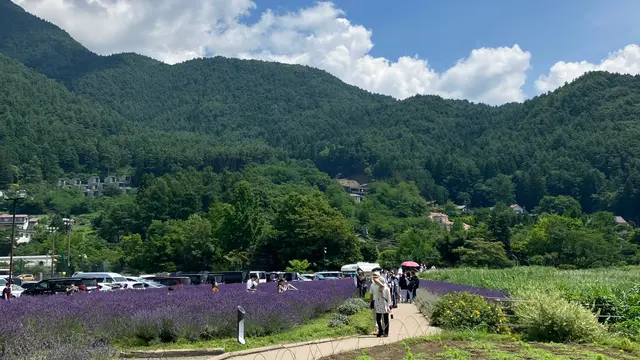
[401, 261, 419, 267]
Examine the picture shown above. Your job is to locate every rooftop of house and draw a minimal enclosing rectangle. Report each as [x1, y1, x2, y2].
[428, 212, 448, 218]
[510, 204, 521, 209]
[0, 214, 28, 218]
[337, 179, 362, 188]
[615, 216, 628, 225]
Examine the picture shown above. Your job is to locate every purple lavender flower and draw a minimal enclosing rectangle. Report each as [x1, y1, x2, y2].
[0, 280, 356, 358]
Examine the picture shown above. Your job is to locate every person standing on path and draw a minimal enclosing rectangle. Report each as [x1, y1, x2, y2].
[371, 272, 392, 337]
[356, 269, 367, 298]
[399, 272, 408, 303]
[389, 271, 399, 308]
[409, 271, 420, 302]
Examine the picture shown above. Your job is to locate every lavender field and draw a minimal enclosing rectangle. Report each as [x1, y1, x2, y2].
[419, 279, 508, 299]
[0, 280, 356, 359]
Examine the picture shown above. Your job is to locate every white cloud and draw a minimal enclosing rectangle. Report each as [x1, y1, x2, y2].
[536, 44, 640, 93]
[13, 0, 531, 104]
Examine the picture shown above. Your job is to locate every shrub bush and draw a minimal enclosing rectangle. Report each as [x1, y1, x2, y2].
[430, 292, 509, 333]
[328, 313, 350, 328]
[344, 298, 369, 309]
[338, 302, 362, 316]
[516, 291, 605, 343]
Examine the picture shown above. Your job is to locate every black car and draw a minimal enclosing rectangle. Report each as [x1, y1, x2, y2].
[173, 273, 207, 285]
[19, 281, 37, 291]
[145, 276, 191, 287]
[23, 277, 99, 296]
[207, 271, 247, 284]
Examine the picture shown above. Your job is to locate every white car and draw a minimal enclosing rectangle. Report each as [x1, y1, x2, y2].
[128, 277, 165, 288]
[9, 284, 24, 298]
[73, 272, 143, 290]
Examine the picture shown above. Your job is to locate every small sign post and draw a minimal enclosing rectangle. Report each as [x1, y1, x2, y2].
[237, 306, 246, 345]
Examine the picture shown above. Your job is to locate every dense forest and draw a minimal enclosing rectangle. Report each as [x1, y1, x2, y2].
[0, 0, 639, 272]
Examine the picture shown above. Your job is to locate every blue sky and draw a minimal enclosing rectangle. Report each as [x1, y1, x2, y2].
[245, 0, 640, 98]
[13, 0, 640, 104]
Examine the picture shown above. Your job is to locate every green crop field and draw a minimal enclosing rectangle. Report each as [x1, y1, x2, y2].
[420, 266, 640, 298]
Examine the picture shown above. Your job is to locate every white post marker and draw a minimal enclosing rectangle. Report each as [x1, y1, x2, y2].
[237, 306, 246, 345]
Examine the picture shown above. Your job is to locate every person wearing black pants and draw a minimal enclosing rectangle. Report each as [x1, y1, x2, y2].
[410, 271, 420, 300]
[372, 272, 392, 337]
[356, 269, 367, 298]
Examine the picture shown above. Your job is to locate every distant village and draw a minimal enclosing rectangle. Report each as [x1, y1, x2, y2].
[56, 175, 135, 198]
[335, 178, 630, 231]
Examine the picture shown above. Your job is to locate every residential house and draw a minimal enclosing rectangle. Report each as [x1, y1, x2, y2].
[57, 175, 134, 198]
[510, 204, 525, 214]
[337, 179, 367, 201]
[0, 214, 28, 228]
[0, 214, 38, 244]
[428, 212, 471, 232]
[615, 216, 629, 226]
[455, 204, 470, 212]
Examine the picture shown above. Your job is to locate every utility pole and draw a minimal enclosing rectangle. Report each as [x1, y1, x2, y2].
[64, 218, 74, 272]
[4, 190, 27, 287]
[51, 232, 55, 277]
[46, 225, 58, 277]
[323, 247, 327, 270]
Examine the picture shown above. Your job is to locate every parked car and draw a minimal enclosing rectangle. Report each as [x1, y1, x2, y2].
[9, 284, 25, 298]
[301, 273, 326, 281]
[173, 273, 207, 285]
[18, 274, 35, 281]
[72, 272, 140, 290]
[315, 271, 342, 279]
[207, 271, 247, 284]
[145, 276, 191, 287]
[126, 277, 165, 288]
[20, 281, 37, 291]
[23, 277, 99, 296]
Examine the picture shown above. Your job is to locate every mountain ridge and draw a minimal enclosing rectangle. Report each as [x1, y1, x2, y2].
[1, 0, 639, 223]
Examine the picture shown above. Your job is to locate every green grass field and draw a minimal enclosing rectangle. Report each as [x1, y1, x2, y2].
[420, 266, 640, 298]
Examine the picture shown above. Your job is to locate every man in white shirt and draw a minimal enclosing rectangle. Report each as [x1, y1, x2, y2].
[246, 274, 258, 292]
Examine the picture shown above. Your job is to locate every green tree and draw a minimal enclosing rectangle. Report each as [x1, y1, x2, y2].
[377, 249, 398, 271]
[267, 192, 360, 270]
[487, 203, 517, 256]
[454, 239, 513, 268]
[214, 181, 264, 255]
[536, 196, 582, 218]
[396, 228, 441, 267]
[0, 228, 12, 256]
[0, 151, 13, 188]
[359, 240, 379, 262]
[285, 259, 311, 273]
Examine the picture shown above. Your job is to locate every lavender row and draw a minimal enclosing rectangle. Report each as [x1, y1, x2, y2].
[0, 280, 356, 359]
[419, 279, 508, 299]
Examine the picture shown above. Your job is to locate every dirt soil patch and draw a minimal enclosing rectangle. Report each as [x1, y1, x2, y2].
[322, 340, 638, 360]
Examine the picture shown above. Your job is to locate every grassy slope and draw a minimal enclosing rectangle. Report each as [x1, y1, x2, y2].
[121, 309, 372, 353]
[419, 266, 640, 296]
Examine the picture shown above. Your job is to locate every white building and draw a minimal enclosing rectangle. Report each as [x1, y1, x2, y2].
[510, 204, 525, 214]
[0, 255, 52, 268]
[0, 214, 39, 244]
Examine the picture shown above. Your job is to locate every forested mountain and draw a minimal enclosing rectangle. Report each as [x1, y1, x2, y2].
[1, 0, 639, 224]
